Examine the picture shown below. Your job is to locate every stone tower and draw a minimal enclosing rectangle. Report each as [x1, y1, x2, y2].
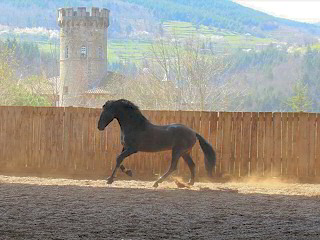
[57, 7, 110, 106]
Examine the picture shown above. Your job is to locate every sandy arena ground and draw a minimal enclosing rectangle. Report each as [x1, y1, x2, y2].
[0, 175, 319, 240]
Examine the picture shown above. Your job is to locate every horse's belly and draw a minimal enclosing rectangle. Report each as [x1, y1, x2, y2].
[139, 138, 173, 152]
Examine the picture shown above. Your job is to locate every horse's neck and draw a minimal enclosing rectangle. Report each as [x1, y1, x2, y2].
[116, 111, 149, 133]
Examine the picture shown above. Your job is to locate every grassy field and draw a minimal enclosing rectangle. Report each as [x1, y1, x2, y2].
[106, 21, 277, 64]
[107, 39, 152, 63]
[163, 21, 275, 47]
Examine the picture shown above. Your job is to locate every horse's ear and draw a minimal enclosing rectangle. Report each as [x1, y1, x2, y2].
[103, 100, 113, 109]
[124, 104, 134, 110]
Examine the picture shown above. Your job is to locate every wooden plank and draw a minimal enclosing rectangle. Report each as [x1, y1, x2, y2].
[316, 113, 320, 177]
[298, 112, 308, 177]
[63, 107, 72, 172]
[209, 112, 218, 176]
[75, 108, 83, 171]
[46, 108, 55, 170]
[6, 107, 15, 169]
[234, 112, 243, 177]
[47, 108, 54, 170]
[286, 113, 295, 176]
[87, 108, 95, 172]
[47, 108, 55, 170]
[23, 107, 32, 169]
[56, 107, 64, 171]
[14, 107, 23, 169]
[241, 112, 251, 177]
[221, 112, 232, 175]
[215, 112, 223, 176]
[264, 112, 273, 176]
[250, 112, 258, 175]
[25, 107, 33, 169]
[16, 107, 25, 169]
[68, 107, 76, 172]
[229, 113, 236, 175]
[80, 108, 89, 172]
[256, 112, 265, 176]
[308, 113, 316, 177]
[32, 107, 41, 169]
[292, 113, 299, 177]
[0, 107, 5, 169]
[282, 113, 288, 176]
[38, 108, 47, 169]
[273, 112, 282, 177]
[1, 107, 9, 169]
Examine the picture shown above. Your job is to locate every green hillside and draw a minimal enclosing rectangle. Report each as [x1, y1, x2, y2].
[0, 0, 320, 41]
[122, 0, 320, 35]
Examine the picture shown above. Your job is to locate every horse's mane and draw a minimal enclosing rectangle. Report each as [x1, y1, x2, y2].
[111, 99, 149, 126]
[115, 99, 141, 111]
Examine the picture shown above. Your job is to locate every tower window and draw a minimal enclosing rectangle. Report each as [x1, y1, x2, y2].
[98, 46, 103, 59]
[81, 46, 87, 57]
[65, 46, 69, 58]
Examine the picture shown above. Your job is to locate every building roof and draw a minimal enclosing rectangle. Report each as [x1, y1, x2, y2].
[84, 87, 111, 95]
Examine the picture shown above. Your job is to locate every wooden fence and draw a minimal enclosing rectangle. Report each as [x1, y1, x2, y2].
[0, 106, 319, 181]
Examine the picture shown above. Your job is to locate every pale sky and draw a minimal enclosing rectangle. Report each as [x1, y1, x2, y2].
[234, 0, 320, 23]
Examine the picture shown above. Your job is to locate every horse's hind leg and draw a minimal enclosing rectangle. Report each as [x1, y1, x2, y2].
[120, 165, 132, 177]
[182, 153, 195, 185]
[153, 148, 182, 188]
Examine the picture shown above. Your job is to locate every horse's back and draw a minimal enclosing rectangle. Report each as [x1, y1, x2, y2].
[149, 123, 197, 149]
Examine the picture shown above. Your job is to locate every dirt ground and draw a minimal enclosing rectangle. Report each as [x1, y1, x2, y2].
[0, 175, 319, 240]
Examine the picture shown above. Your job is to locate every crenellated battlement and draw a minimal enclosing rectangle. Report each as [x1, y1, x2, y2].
[57, 7, 109, 28]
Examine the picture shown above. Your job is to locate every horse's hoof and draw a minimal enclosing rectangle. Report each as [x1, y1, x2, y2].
[125, 169, 133, 177]
[106, 177, 114, 184]
[153, 182, 159, 188]
[188, 180, 194, 186]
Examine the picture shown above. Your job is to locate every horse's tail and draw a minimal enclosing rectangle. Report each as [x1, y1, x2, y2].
[196, 133, 216, 177]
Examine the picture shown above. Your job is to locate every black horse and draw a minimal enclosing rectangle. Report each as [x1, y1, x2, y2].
[98, 99, 216, 187]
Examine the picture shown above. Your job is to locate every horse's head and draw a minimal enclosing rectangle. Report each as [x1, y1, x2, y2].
[98, 101, 115, 131]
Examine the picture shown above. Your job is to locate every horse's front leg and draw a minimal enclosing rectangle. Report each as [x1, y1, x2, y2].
[107, 147, 137, 184]
[118, 148, 133, 177]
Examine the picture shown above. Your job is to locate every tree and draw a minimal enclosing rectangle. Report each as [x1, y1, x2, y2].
[286, 80, 312, 112]
[0, 43, 52, 106]
[146, 36, 247, 111]
[0, 45, 16, 104]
